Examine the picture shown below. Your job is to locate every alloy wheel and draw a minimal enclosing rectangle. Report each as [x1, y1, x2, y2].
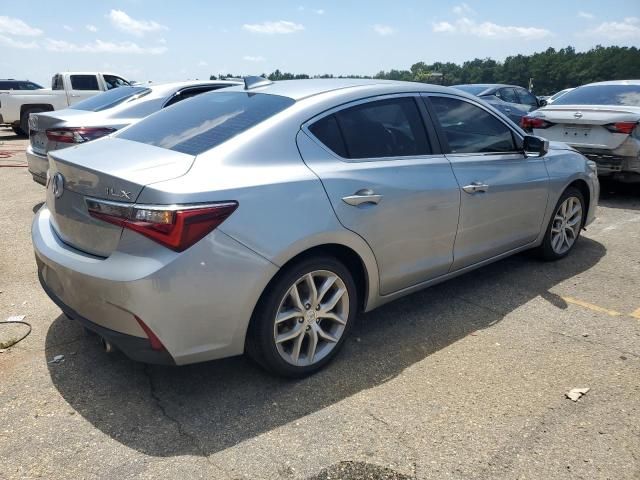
[550, 196, 582, 255]
[273, 270, 349, 367]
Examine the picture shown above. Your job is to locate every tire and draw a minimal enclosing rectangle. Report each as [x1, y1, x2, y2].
[534, 187, 585, 261]
[246, 255, 358, 377]
[19, 107, 46, 137]
[11, 124, 25, 136]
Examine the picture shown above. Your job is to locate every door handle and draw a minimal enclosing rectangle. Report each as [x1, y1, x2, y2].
[462, 182, 489, 194]
[70, 94, 80, 97]
[342, 189, 383, 206]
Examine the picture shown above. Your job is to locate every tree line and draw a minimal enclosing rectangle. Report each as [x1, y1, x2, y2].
[211, 45, 640, 95]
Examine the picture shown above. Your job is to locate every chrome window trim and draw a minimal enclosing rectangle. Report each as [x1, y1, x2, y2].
[301, 92, 443, 164]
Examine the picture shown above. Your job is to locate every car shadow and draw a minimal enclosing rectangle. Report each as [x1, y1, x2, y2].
[45, 237, 605, 458]
[0, 126, 25, 141]
[599, 179, 640, 211]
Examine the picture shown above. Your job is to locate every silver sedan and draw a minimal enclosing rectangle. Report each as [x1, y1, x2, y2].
[26, 80, 240, 185]
[32, 78, 599, 377]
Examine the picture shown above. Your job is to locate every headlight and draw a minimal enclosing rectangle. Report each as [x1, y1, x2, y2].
[587, 160, 598, 174]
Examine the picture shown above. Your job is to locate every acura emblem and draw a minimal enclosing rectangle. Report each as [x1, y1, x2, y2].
[574, 112, 583, 119]
[51, 172, 65, 199]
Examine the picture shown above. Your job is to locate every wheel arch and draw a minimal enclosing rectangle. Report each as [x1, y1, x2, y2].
[20, 103, 54, 117]
[565, 179, 591, 227]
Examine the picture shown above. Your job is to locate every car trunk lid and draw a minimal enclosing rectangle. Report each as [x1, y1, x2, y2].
[46, 137, 195, 257]
[29, 109, 91, 155]
[534, 105, 640, 150]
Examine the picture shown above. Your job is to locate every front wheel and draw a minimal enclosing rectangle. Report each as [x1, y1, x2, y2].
[246, 256, 357, 377]
[535, 187, 585, 260]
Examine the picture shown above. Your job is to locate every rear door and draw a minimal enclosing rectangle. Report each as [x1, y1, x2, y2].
[67, 74, 102, 105]
[425, 94, 549, 270]
[298, 94, 460, 295]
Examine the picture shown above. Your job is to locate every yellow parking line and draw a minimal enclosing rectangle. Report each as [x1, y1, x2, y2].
[561, 296, 623, 317]
[630, 307, 640, 320]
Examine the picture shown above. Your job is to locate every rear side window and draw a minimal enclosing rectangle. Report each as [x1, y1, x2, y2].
[430, 96, 516, 154]
[70, 86, 151, 112]
[498, 88, 518, 103]
[52, 75, 63, 90]
[310, 97, 431, 159]
[516, 88, 538, 107]
[118, 91, 295, 155]
[553, 84, 640, 106]
[71, 75, 99, 91]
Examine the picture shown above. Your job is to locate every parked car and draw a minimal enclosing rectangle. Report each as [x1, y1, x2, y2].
[521, 80, 640, 183]
[26, 80, 241, 185]
[0, 79, 44, 92]
[33, 78, 598, 377]
[452, 83, 543, 124]
[545, 87, 574, 105]
[0, 72, 130, 136]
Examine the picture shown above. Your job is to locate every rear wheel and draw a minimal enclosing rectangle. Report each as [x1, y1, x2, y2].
[246, 256, 357, 377]
[535, 187, 585, 260]
[11, 124, 24, 136]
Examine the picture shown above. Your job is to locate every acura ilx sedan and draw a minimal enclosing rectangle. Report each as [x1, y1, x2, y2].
[26, 80, 240, 185]
[33, 78, 599, 377]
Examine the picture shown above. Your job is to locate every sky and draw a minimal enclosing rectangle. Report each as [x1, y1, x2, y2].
[1, 0, 639, 86]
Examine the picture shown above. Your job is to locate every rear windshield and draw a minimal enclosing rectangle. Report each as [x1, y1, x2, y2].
[70, 86, 151, 112]
[553, 84, 640, 107]
[452, 85, 490, 96]
[117, 91, 295, 155]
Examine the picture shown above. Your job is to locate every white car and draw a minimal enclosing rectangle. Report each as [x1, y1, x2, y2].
[26, 80, 240, 184]
[522, 80, 640, 183]
[0, 72, 130, 135]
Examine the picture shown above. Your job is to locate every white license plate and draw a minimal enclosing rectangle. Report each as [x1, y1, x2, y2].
[563, 126, 591, 139]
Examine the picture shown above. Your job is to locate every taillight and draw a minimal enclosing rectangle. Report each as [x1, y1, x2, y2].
[86, 199, 238, 252]
[604, 122, 637, 135]
[520, 116, 552, 130]
[46, 127, 115, 144]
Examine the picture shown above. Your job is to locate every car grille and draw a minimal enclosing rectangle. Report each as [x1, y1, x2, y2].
[577, 151, 625, 172]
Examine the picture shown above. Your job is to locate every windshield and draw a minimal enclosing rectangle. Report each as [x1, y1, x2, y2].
[452, 85, 490, 96]
[69, 86, 151, 112]
[117, 91, 296, 155]
[553, 84, 640, 107]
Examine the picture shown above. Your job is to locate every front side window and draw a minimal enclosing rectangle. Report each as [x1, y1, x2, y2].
[118, 91, 295, 155]
[516, 88, 538, 107]
[103, 75, 130, 90]
[310, 97, 431, 159]
[430, 96, 517, 154]
[70, 75, 99, 91]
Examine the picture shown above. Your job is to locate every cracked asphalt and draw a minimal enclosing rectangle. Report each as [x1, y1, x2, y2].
[0, 127, 639, 479]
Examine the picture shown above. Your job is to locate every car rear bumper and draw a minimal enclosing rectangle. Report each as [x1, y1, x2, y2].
[38, 268, 176, 365]
[26, 146, 48, 185]
[33, 206, 278, 365]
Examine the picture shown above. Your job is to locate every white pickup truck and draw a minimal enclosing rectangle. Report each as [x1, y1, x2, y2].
[0, 72, 130, 135]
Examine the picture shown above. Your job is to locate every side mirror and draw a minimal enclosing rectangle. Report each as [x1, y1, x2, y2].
[523, 135, 549, 157]
[538, 99, 547, 107]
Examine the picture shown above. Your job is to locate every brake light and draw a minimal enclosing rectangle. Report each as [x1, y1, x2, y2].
[520, 116, 552, 130]
[86, 199, 238, 252]
[46, 127, 115, 144]
[604, 122, 637, 135]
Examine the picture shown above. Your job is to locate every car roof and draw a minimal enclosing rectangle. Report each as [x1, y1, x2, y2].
[221, 78, 458, 101]
[581, 80, 640, 87]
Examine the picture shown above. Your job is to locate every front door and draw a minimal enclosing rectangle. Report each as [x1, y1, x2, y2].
[426, 94, 549, 270]
[297, 95, 461, 295]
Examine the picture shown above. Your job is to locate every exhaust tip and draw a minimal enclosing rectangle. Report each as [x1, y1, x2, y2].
[101, 337, 114, 354]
